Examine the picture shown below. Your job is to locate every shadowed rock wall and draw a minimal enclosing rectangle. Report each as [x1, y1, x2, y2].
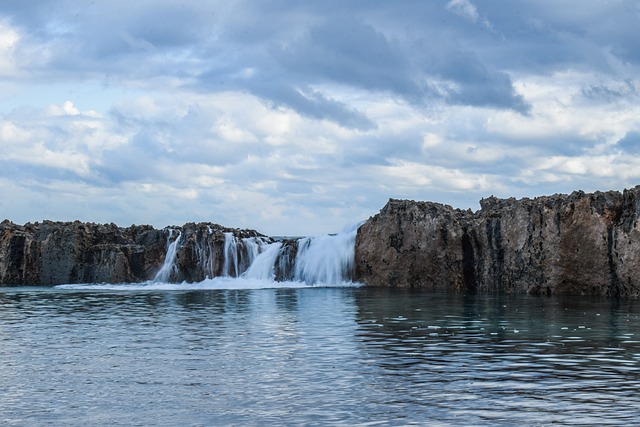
[354, 186, 640, 296]
[0, 221, 167, 285]
[0, 221, 264, 286]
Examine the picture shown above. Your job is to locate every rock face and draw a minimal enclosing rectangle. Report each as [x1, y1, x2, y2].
[0, 221, 265, 286]
[5, 185, 640, 296]
[354, 186, 640, 296]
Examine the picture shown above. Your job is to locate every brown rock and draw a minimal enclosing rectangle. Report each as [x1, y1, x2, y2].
[354, 186, 640, 296]
[0, 221, 264, 286]
[0, 221, 167, 285]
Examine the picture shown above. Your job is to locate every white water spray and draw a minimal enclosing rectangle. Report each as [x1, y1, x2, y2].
[194, 235, 215, 279]
[293, 224, 358, 284]
[150, 223, 361, 286]
[239, 237, 267, 273]
[154, 230, 181, 282]
[243, 242, 283, 280]
[222, 232, 239, 277]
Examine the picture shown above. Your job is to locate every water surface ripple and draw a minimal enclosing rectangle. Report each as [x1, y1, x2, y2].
[1, 286, 639, 425]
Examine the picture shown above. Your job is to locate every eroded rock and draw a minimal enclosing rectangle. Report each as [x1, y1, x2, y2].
[354, 186, 640, 296]
[0, 221, 264, 286]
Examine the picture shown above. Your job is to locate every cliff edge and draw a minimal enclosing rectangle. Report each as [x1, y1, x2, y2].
[354, 186, 640, 296]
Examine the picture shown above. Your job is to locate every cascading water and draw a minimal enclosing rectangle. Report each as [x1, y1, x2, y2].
[239, 237, 268, 273]
[152, 224, 361, 288]
[222, 232, 239, 277]
[153, 230, 181, 283]
[243, 242, 283, 280]
[293, 228, 357, 284]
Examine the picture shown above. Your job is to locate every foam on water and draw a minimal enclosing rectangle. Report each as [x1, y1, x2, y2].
[55, 277, 362, 291]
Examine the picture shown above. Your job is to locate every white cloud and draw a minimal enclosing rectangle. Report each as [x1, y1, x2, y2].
[0, 121, 31, 143]
[446, 0, 480, 23]
[47, 100, 80, 116]
[422, 133, 443, 149]
[0, 1, 639, 235]
[0, 20, 19, 76]
[446, 0, 494, 31]
[112, 96, 170, 121]
[487, 72, 640, 145]
[521, 154, 640, 182]
[375, 159, 500, 192]
[215, 118, 258, 144]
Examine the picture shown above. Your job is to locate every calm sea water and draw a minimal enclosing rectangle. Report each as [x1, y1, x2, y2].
[1, 283, 640, 426]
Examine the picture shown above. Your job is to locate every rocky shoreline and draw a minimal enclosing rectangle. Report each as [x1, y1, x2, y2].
[3, 186, 640, 296]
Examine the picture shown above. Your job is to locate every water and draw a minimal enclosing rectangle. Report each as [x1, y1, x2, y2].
[153, 229, 181, 283]
[150, 223, 358, 284]
[1, 285, 640, 426]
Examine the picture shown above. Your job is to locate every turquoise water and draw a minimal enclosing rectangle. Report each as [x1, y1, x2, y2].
[1, 284, 639, 426]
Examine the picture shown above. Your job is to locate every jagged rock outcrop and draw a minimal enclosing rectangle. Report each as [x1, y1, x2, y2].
[0, 220, 265, 286]
[354, 186, 640, 296]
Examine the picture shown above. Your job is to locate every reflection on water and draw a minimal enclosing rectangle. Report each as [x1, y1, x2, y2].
[356, 289, 640, 425]
[0, 286, 639, 426]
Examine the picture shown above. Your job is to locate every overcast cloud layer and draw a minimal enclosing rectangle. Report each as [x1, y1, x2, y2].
[1, 1, 639, 235]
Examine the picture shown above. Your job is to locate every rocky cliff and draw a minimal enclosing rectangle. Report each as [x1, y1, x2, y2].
[354, 186, 640, 296]
[5, 186, 640, 295]
[0, 220, 266, 286]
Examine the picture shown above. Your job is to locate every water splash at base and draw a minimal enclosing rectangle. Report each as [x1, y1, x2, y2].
[56, 277, 362, 291]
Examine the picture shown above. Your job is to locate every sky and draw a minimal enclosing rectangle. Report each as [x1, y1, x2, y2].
[1, 0, 639, 236]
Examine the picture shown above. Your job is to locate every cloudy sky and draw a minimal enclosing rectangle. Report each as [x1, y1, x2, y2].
[1, 1, 639, 235]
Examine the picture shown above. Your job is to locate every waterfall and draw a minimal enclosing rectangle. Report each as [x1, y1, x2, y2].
[243, 242, 283, 280]
[193, 227, 217, 279]
[154, 230, 181, 282]
[239, 237, 266, 273]
[152, 224, 360, 285]
[292, 225, 357, 284]
[222, 232, 239, 277]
